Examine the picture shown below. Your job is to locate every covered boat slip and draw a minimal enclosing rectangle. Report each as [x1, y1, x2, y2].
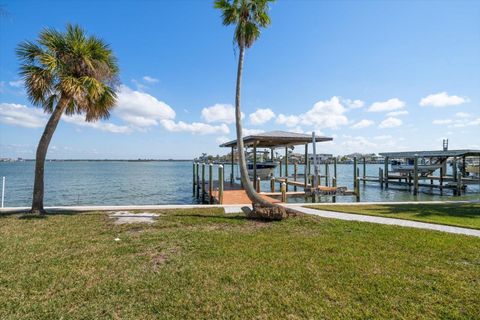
[208, 131, 356, 202]
[369, 149, 480, 196]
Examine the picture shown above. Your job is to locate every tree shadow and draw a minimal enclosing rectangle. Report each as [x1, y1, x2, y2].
[1, 210, 87, 219]
[371, 204, 480, 220]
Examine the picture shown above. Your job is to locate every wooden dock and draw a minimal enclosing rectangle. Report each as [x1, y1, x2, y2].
[206, 181, 280, 204]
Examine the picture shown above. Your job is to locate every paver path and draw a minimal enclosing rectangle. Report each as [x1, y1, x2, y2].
[284, 204, 480, 237]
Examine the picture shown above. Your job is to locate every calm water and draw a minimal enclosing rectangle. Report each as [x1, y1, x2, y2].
[0, 161, 479, 207]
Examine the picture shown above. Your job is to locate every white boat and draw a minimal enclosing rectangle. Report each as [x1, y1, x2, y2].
[391, 159, 441, 176]
[466, 164, 480, 176]
[247, 161, 278, 180]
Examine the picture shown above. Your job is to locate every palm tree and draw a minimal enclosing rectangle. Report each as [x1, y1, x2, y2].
[17, 24, 119, 214]
[215, 0, 290, 218]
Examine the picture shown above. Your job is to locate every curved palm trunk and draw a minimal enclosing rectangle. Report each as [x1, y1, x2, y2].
[31, 98, 67, 214]
[235, 45, 273, 208]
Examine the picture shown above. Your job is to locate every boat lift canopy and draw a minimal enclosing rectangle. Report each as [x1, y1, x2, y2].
[219, 130, 332, 148]
[380, 150, 480, 158]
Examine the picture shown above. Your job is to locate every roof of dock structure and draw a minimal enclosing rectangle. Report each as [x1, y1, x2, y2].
[219, 130, 333, 148]
[380, 149, 480, 158]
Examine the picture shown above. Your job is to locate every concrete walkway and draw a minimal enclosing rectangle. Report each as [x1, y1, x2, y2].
[285, 204, 480, 237]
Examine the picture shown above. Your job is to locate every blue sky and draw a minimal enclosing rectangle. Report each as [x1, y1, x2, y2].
[1, 0, 479, 159]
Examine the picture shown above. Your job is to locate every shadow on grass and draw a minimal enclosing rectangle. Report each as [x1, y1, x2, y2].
[369, 204, 480, 219]
[1, 210, 87, 219]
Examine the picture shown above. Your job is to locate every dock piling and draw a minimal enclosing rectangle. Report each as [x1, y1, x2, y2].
[256, 177, 261, 193]
[379, 168, 384, 188]
[456, 172, 462, 196]
[270, 177, 275, 192]
[363, 157, 366, 185]
[209, 163, 213, 204]
[413, 156, 419, 195]
[218, 165, 224, 204]
[281, 182, 287, 203]
[355, 178, 360, 202]
[196, 163, 200, 199]
[294, 161, 298, 191]
[192, 162, 196, 195]
[353, 157, 357, 191]
[201, 163, 206, 203]
[384, 156, 389, 188]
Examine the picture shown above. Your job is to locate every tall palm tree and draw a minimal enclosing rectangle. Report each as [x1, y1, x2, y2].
[214, 0, 280, 211]
[17, 24, 119, 214]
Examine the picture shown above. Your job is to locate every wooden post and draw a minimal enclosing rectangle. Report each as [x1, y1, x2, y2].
[253, 141, 257, 189]
[379, 168, 384, 188]
[294, 161, 298, 191]
[192, 162, 196, 195]
[230, 147, 234, 184]
[285, 146, 289, 192]
[218, 165, 224, 204]
[355, 178, 360, 202]
[209, 163, 213, 204]
[353, 157, 357, 191]
[334, 157, 337, 184]
[270, 177, 275, 192]
[384, 156, 389, 188]
[413, 156, 418, 195]
[332, 176, 337, 203]
[196, 162, 200, 199]
[304, 143, 308, 190]
[440, 167, 444, 195]
[452, 157, 457, 182]
[279, 158, 283, 177]
[325, 161, 329, 187]
[256, 177, 261, 193]
[201, 163, 206, 203]
[281, 182, 287, 203]
[456, 172, 462, 196]
[363, 157, 366, 185]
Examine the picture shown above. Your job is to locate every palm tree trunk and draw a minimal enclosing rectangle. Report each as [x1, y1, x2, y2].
[31, 98, 68, 214]
[235, 44, 272, 208]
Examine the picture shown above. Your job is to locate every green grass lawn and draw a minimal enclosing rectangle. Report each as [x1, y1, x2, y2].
[1, 208, 479, 319]
[307, 203, 480, 230]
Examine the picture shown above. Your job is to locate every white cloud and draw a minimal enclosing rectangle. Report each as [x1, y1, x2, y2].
[433, 117, 480, 128]
[387, 110, 409, 117]
[432, 119, 453, 125]
[276, 114, 301, 127]
[455, 112, 471, 118]
[115, 85, 176, 127]
[379, 117, 402, 128]
[374, 135, 392, 140]
[420, 92, 469, 107]
[368, 98, 405, 112]
[63, 114, 132, 133]
[0, 103, 46, 128]
[142, 76, 159, 83]
[343, 99, 364, 109]
[249, 108, 275, 125]
[277, 96, 349, 129]
[201, 104, 242, 124]
[303, 97, 349, 128]
[160, 119, 229, 135]
[9, 80, 23, 88]
[351, 119, 374, 129]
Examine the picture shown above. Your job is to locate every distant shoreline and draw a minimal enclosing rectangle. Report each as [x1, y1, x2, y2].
[1, 159, 193, 162]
